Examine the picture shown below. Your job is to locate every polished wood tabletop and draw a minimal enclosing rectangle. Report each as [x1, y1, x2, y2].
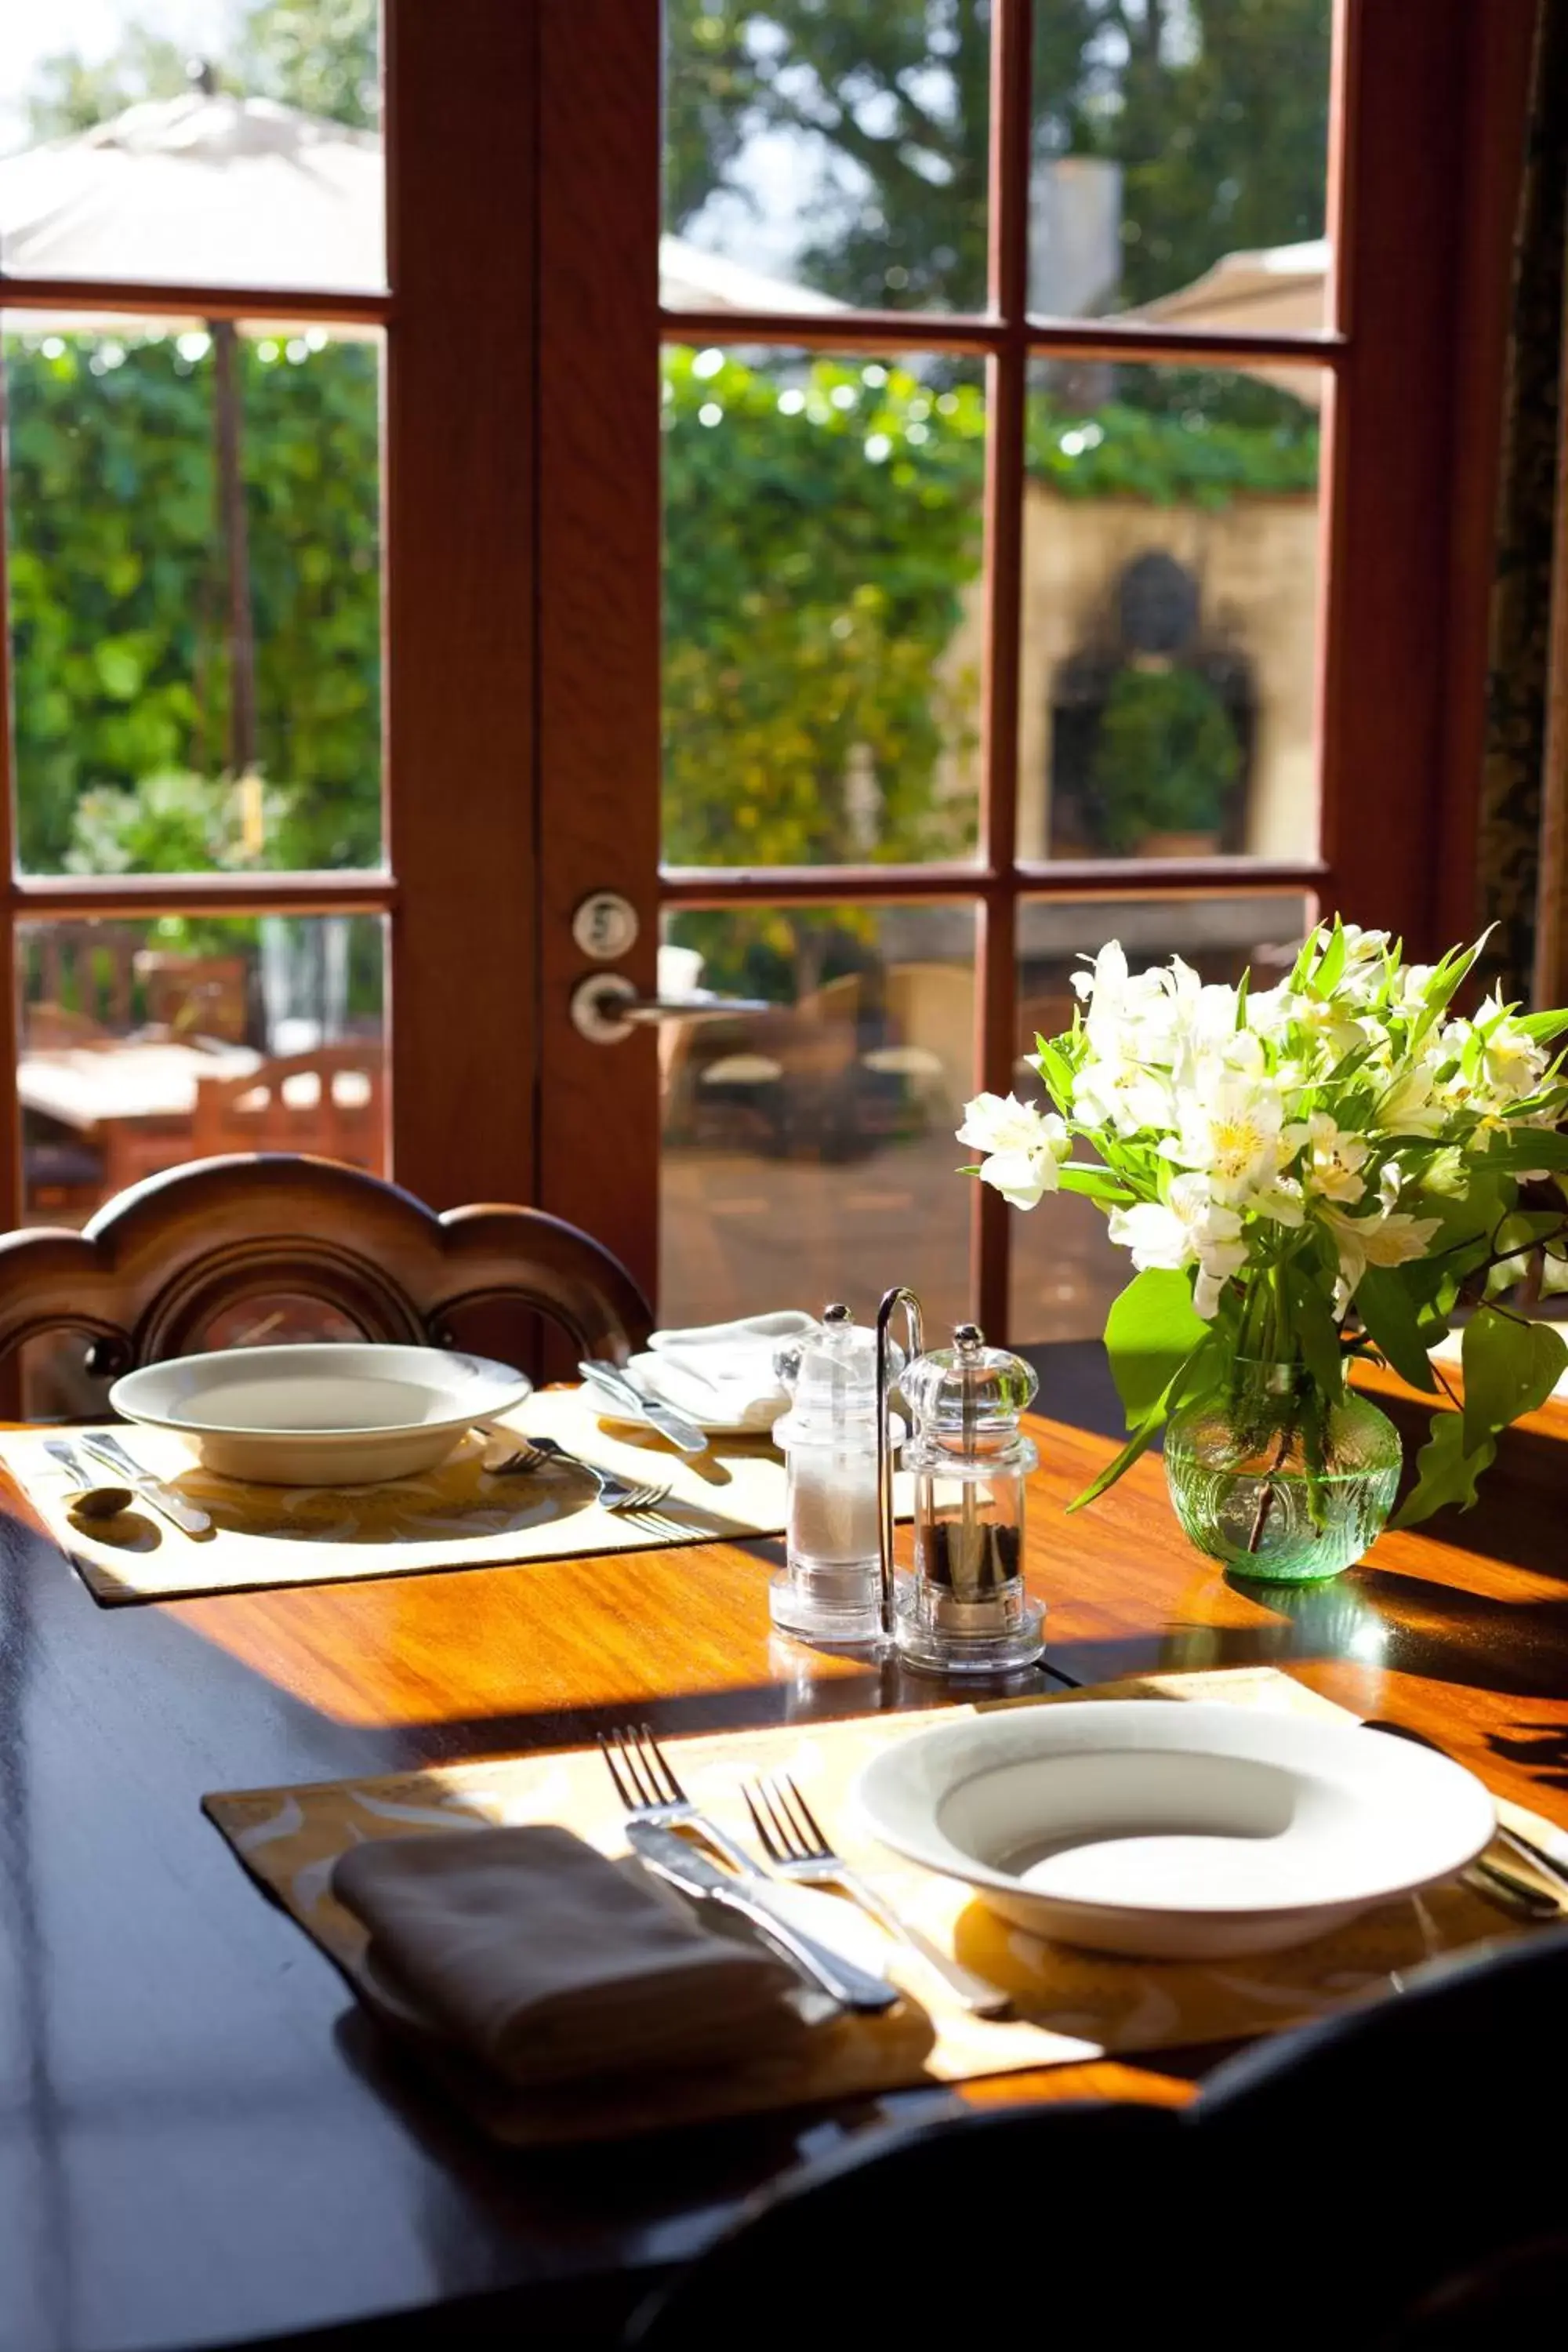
[1, 1367, 1565, 2350]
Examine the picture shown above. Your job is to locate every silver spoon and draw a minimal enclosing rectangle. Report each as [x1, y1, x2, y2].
[42, 1437, 135, 1522]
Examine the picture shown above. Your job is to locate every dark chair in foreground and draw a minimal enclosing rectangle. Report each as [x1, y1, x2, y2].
[628, 1927, 1568, 2349]
[0, 1152, 652, 1381]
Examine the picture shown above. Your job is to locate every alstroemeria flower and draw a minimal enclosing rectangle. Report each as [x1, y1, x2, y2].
[1321, 1198, 1443, 1307]
[1161, 1069, 1306, 1209]
[1373, 1063, 1446, 1137]
[1305, 1112, 1370, 1204]
[956, 1093, 1070, 1210]
[1108, 1173, 1247, 1319]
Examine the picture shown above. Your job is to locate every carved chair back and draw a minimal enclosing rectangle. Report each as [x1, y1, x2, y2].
[0, 1154, 652, 1381]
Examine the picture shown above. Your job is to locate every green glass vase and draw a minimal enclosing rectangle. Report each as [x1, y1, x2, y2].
[1163, 1358, 1402, 1584]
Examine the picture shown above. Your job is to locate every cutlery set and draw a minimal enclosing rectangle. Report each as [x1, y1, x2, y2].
[599, 1720, 1013, 2019]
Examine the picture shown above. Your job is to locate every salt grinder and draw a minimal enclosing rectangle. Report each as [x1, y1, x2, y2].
[771, 1305, 899, 1646]
[889, 1315, 1045, 1675]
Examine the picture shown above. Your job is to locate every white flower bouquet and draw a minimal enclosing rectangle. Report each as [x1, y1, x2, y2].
[960, 922, 1568, 1530]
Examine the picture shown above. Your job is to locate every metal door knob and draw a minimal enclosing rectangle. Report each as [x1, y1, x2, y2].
[569, 972, 771, 1044]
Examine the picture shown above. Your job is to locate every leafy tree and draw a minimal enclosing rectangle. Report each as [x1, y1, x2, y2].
[666, 1, 1330, 315]
[22, 0, 378, 139]
[6, 330, 382, 874]
[21, 29, 192, 139]
[241, 0, 379, 127]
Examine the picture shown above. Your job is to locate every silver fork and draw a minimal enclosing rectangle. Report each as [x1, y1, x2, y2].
[746, 1771, 1015, 2020]
[597, 1722, 757, 1875]
[598, 1723, 897, 2013]
[487, 1431, 670, 1515]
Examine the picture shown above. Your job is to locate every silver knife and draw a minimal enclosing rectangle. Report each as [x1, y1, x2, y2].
[626, 1820, 898, 2013]
[79, 1431, 212, 1537]
[576, 1360, 710, 1455]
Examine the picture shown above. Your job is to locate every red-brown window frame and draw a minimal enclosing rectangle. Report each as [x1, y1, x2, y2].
[0, 1, 1539, 1351]
[0, 2, 545, 1243]
[535, 0, 1537, 1338]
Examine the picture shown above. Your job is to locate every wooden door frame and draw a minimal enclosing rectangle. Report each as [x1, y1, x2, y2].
[532, 0, 1539, 1334]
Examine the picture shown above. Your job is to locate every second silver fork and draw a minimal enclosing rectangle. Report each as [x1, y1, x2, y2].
[485, 1430, 670, 1516]
[747, 1771, 1014, 2020]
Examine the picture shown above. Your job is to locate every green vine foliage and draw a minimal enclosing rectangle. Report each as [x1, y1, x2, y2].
[7, 332, 1317, 920]
[5, 327, 382, 877]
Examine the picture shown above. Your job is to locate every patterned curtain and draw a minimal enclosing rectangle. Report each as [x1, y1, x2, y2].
[1479, 0, 1568, 1007]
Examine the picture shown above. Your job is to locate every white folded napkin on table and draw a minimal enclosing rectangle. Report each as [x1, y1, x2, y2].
[332, 1824, 805, 2089]
[634, 1309, 818, 1431]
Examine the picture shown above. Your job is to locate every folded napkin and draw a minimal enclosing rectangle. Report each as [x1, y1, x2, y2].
[638, 1309, 818, 1431]
[332, 1825, 804, 2088]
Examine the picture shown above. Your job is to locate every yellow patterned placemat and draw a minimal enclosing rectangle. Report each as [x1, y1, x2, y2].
[0, 1389, 837, 1604]
[203, 1667, 1563, 2145]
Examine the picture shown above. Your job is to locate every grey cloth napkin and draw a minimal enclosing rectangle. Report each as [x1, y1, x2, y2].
[332, 1824, 803, 2088]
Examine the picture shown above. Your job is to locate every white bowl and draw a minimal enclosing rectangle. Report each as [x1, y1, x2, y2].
[852, 1700, 1495, 1959]
[109, 1343, 532, 1486]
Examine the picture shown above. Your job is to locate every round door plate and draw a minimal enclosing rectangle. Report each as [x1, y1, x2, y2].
[571, 890, 640, 961]
[570, 971, 637, 1044]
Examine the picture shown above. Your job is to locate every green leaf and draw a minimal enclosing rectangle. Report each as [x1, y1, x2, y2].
[1460, 1306, 1568, 1455]
[1313, 917, 1347, 995]
[1065, 1410, 1167, 1513]
[1516, 1008, 1568, 1042]
[1355, 1266, 1439, 1393]
[1103, 1265, 1207, 1429]
[1056, 1163, 1135, 1205]
[1474, 1129, 1568, 1172]
[1285, 1261, 1347, 1401]
[1392, 1411, 1495, 1528]
[1066, 1334, 1218, 1514]
[1033, 1039, 1074, 1112]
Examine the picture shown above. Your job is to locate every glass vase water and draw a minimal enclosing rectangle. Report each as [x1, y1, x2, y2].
[1163, 1358, 1402, 1583]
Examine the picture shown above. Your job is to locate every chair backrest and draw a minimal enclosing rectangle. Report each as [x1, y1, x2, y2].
[1192, 1923, 1568, 2338]
[627, 1929, 1568, 2348]
[626, 2100, 1182, 2346]
[191, 1044, 386, 1169]
[0, 1152, 652, 1379]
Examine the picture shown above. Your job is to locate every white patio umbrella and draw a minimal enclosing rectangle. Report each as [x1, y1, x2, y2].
[1129, 238, 1328, 410]
[658, 234, 847, 317]
[0, 83, 383, 293]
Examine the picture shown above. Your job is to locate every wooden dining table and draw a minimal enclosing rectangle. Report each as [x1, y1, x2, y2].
[0, 1359, 1564, 2352]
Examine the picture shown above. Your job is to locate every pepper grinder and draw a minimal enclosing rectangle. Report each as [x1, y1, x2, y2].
[771, 1305, 901, 1646]
[892, 1320, 1045, 1675]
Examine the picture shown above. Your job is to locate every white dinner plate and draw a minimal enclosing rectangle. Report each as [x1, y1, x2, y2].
[109, 1343, 532, 1486]
[852, 1700, 1495, 1959]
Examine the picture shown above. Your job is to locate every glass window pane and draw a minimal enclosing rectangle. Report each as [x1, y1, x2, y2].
[663, 3, 989, 314]
[5, 321, 383, 875]
[1032, 2, 1332, 324]
[0, 5, 383, 292]
[659, 901, 975, 1333]
[1008, 894, 1309, 1343]
[662, 347, 984, 866]
[1020, 358, 1321, 862]
[18, 912, 387, 1226]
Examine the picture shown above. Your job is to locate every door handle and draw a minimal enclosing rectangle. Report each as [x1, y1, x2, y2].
[569, 972, 770, 1044]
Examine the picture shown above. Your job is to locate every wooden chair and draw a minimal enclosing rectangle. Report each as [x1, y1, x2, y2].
[190, 1044, 386, 1170]
[0, 1153, 652, 1381]
[628, 1927, 1568, 2348]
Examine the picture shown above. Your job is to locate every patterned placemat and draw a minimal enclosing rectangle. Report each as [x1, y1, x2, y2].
[203, 1667, 1564, 2145]
[0, 1388, 847, 1604]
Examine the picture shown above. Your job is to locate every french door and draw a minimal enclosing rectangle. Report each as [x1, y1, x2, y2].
[534, 0, 1536, 1348]
[0, 1, 1537, 1378]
